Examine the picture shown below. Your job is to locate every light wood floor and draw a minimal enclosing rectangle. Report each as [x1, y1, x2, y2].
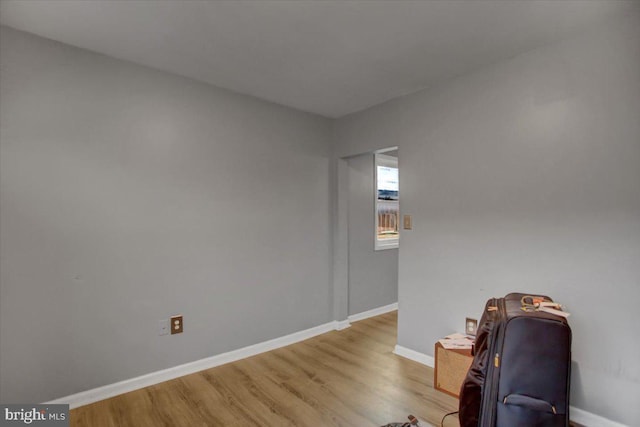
[71, 311, 460, 427]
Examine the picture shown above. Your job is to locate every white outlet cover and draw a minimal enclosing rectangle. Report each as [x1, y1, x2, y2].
[158, 319, 170, 336]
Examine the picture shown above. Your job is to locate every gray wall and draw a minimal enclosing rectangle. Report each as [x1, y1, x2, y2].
[334, 14, 640, 426]
[0, 26, 333, 403]
[347, 153, 398, 315]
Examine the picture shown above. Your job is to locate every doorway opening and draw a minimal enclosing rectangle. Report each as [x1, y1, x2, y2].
[344, 147, 399, 319]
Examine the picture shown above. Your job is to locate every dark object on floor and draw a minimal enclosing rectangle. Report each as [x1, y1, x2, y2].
[382, 414, 422, 427]
[459, 293, 572, 427]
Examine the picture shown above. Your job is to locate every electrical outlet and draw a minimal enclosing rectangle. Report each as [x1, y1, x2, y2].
[465, 317, 478, 336]
[171, 315, 183, 334]
[158, 319, 170, 336]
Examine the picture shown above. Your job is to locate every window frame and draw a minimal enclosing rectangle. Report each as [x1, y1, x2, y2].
[374, 153, 399, 251]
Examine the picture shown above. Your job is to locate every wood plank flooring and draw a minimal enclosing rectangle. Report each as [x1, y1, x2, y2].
[71, 312, 460, 426]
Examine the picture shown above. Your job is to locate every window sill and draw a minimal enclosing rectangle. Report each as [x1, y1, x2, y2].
[375, 241, 399, 251]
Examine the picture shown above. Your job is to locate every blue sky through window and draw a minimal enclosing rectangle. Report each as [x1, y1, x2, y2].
[377, 166, 398, 200]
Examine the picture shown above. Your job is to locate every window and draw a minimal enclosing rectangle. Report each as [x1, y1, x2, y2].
[375, 153, 399, 250]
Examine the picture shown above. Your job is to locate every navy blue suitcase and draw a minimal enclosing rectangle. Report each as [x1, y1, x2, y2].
[459, 293, 572, 427]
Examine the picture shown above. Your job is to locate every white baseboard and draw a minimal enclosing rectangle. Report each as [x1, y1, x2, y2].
[391, 346, 627, 427]
[335, 319, 351, 330]
[570, 406, 628, 427]
[393, 344, 435, 367]
[348, 302, 398, 323]
[46, 319, 348, 409]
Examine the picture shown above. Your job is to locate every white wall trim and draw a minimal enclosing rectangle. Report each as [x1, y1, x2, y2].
[348, 302, 398, 323]
[46, 320, 348, 409]
[335, 319, 352, 330]
[391, 345, 628, 427]
[393, 344, 435, 367]
[570, 407, 629, 427]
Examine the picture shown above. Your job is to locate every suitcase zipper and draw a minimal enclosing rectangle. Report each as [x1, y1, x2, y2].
[485, 297, 507, 427]
[479, 297, 504, 427]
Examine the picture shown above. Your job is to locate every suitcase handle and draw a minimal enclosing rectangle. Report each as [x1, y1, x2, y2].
[502, 394, 558, 415]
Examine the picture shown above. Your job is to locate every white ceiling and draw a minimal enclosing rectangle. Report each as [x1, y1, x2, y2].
[1, 0, 637, 118]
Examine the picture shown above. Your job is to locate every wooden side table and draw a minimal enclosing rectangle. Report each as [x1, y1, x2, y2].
[434, 342, 473, 398]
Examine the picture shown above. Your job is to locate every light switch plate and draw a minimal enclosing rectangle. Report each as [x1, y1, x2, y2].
[403, 215, 412, 230]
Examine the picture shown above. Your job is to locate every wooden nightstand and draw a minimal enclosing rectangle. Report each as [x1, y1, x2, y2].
[434, 342, 473, 398]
